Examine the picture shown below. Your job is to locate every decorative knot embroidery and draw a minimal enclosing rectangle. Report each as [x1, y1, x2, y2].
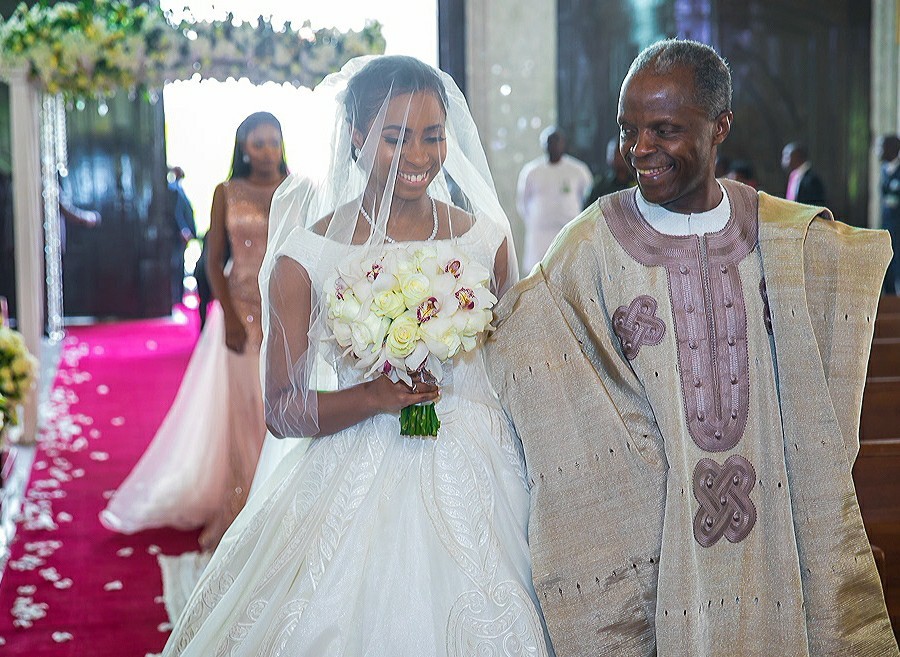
[692, 455, 757, 548]
[612, 295, 666, 360]
[759, 278, 773, 335]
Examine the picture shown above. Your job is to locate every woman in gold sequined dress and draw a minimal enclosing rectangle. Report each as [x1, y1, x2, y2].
[101, 113, 288, 552]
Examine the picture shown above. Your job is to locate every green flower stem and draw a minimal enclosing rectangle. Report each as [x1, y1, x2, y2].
[399, 402, 440, 438]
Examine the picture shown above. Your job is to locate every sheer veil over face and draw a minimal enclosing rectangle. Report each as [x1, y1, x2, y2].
[259, 55, 517, 439]
[358, 91, 447, 209]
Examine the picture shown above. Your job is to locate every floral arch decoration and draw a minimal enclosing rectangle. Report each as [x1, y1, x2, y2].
[0, 0, 386, 97]
[0, 1, 385, 344]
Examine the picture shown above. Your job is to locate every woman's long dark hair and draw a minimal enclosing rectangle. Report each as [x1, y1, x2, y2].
[228, 111, 289, 180]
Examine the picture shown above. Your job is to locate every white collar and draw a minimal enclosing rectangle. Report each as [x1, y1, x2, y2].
[886, 157, 900, 176]
[636, 182, 730, 236]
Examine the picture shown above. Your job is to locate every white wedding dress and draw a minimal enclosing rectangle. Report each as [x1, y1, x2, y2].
[163, 219, 552, 656]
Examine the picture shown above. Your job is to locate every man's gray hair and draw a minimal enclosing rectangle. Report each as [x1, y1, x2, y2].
[625, 39, 732, 119]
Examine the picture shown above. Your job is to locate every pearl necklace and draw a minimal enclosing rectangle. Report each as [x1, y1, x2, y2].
[359, 196, 438, 244]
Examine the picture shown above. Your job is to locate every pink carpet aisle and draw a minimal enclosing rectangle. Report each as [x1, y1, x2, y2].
[0, 311, 206, 656]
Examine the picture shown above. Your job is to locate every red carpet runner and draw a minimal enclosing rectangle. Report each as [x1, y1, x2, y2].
[0, 312, 205, 656]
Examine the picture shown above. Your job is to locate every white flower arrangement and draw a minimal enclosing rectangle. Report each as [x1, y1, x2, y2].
[0, 1, 385, 98]
[0, 325, 38, 431]
[326, 243, 497, 437]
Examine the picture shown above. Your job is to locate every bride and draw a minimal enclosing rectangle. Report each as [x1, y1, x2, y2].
[162, 55, 552, 656]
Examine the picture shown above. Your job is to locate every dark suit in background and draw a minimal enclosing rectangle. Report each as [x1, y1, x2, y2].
[167, 177, 196, 308]
[782, 142, 827, 207]
[794, 167, 827, 206]
[878, 135, 900, 296]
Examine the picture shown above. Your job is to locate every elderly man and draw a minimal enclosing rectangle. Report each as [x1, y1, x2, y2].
[487, 39, 897, 656]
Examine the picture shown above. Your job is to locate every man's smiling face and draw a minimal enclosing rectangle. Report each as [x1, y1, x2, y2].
[617, 64, 731, 214]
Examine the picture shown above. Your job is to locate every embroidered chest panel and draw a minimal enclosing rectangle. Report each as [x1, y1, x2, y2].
[602, 187, 759, 452]
[601, 182, 762, 549]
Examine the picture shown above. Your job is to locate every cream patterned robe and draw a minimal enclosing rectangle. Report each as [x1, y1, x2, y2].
[486, 180, 898, 656]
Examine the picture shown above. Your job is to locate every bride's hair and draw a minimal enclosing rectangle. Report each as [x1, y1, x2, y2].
[344, 56, 449, 136]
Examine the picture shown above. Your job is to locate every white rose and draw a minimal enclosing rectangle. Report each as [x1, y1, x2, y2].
[412, 245, 439, 272]
[462, 308, 493, 335]
[393, 251, 418, 277]
[385, 314, 420, 358]
[451, 309, 493, 352]
[350, 314, 390, 355]
[398, 273, 431, 308]
[371, 290, 406, 319]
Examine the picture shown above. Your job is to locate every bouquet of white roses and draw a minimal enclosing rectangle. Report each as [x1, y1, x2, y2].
[0, 326, 38, 430]
[325, 243, 497, 437]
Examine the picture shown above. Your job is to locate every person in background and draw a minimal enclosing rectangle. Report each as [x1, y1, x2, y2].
[167, 166, 196, 308]
[879, 134, 900, 295]
[516, 126, 592, 272]
[57, 171, 101, 254]
[101, 112, 288, 553]
[725, 158, 759, 189]
[583, 137, 634, 208]
[58, 197, 101, 234]
[782, 141, 826, 205]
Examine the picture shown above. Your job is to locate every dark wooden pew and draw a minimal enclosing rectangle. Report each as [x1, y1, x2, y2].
[868, 339, 900, 379]
[878, 295, 900, 316]
[859, 304, 900, 637]
[876, 295, 900, 338]
[854, 439, 900, 636]
[875, 316, 900, 339]
[860, 377, 900, 441]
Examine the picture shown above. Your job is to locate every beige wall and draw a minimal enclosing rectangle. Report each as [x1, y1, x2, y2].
[465, 0, 556, 273]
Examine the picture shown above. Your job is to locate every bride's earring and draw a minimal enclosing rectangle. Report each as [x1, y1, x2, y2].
[242, 154, 250, 163]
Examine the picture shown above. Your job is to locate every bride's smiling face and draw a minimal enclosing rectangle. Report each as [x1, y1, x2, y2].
[356, 91, 447, 202]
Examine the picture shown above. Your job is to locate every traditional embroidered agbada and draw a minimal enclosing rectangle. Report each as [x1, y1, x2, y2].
[486, 179, 898, 656]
